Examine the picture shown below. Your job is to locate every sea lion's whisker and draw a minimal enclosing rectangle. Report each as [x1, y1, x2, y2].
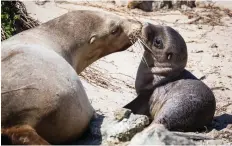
[138, 38, 155, 57]
[136, 39, 149, 68]
[129, 39, 147, 67]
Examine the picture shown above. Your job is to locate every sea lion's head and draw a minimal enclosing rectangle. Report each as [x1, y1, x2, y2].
[140, 23, 187, 76]
[43, 10, 142, 73]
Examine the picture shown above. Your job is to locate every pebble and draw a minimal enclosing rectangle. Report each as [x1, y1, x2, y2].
[210, 43, 218, 48]
[212, 53, 220, 57]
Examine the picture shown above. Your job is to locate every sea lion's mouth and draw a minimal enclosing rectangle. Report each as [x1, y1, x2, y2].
[151, 66, 173, 75]
[117, 43, 131, 52]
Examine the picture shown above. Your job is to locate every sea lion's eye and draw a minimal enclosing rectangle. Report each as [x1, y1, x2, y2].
[111, 26, 121, 35]
[153, 38, 163, 49]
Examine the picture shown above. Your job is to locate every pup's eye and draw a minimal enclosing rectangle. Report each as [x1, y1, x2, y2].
[111, 26, 120, 35]
[153, 37, 163, 49]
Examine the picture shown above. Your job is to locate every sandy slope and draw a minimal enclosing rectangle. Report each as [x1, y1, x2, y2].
[24, 0, 232, 143]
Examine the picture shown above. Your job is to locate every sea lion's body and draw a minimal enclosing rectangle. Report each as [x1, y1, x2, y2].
[124, 23, 216, 132]
[1, 46, 93, 143]
[1, 10, 142, 144]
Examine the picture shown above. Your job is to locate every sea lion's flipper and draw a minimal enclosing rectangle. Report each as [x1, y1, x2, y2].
[1, 125, 50, 145]
[123, 90, 153, 116]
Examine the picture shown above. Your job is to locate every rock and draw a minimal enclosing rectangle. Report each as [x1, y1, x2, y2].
[127, 1, 153, 12]
[181, 4, 192, 11]
[195, 0, 214, 8]
[227, 124, 232, 129]
[76, 109, 149, 145]
[172, 132, 212, 140]
[152, 1, 172, 10]
[103, 112, 150, 143]
[127, 0, 196, 11]
[129, 124, 195, 145]
[197, 139, 230, 145]
[35, 0, 50, 5]
[210, 43, 218, 48]
[172, 0, 196, 9]
[114, 0, 128, 7]
[212, 53, 220, 57]
[114, 108, 132, 121]
[191, 49, 204, 53]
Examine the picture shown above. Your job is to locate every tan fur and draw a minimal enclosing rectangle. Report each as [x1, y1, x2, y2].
[1, 10, 142, 144]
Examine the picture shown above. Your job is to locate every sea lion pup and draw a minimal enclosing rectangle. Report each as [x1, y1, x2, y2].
[1, 10, 142, 145]
[124, 23, 216, 132]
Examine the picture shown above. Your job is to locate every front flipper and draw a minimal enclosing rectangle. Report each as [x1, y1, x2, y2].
[123, 90, 153, 116]
[1, 125, 50, 145]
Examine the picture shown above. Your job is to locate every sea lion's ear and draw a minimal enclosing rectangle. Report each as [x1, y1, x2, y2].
[89, 35, 97, 44]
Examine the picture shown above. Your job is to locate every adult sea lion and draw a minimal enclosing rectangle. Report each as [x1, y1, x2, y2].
[1, 10, 142, 144]
[124, 23, 216, 132]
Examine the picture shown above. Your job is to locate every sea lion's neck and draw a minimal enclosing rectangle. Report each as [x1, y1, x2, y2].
[138, 51, 182, 91]
[151, 72, 181, 88]
[34, 18, 92, 74]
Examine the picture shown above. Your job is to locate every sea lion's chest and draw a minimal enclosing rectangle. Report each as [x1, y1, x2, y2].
[148, 80, 179, 118]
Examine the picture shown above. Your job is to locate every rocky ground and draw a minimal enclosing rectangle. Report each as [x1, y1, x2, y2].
[22, 0, 232, 145]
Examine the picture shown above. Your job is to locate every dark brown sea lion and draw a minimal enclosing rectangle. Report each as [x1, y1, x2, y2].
[124, 23, 216, 132]
[1, 10, 142, 144]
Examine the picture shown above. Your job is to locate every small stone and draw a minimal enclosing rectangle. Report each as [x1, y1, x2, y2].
[198, 25, 203, 29]
[181, 4, 191, 11]
[226, 124, 232, 129]
[212, 53, 220, 57]
[210, 43, 218, 48]
[114, 0, 128, 7]
[114, 108, 132, 121]
[127, 47, 134, 52]
[191, 49, 203, 53]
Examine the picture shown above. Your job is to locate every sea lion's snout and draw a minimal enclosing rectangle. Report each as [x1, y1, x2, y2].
[124, 19, 142, 44]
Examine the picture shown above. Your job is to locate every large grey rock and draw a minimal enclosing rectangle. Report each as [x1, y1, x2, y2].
[75, 108, 228, 145]
[126, 0, 196, 12]
[129, 124, 195, 145]
[75, 108, 149, 145]
[101, 109, 150, 144]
